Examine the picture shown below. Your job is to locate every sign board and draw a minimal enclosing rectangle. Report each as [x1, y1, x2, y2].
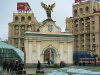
[74, 0, 90, 3]
[75, 0, 82, 3]
[17, 2, 31, 11]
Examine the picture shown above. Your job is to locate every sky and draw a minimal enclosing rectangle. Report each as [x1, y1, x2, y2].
[0, 0, 74, 40]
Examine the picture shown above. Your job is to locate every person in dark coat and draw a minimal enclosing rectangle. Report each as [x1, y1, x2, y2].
[60, 61, 65, 68]
[37, 60, 41, 70]
[48, 60, 50, 65]
[11, 61, 15, 74]
[7, 62, 10, 73]
[3, 60, 7, 70]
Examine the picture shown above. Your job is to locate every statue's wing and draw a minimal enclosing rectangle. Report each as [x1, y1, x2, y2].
[50, 3, 55, 10]
[41, 2, 47, 10]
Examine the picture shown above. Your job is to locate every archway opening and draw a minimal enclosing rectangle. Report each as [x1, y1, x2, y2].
[44, 48, 56, 64]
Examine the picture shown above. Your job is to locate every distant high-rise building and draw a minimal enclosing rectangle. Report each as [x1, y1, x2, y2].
[66, 0, 100, 57]
[8, 13, 41, 51]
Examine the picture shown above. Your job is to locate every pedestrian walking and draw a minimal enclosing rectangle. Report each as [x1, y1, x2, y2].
[37, 60, 41, 70]
[7, 62, 10, 73]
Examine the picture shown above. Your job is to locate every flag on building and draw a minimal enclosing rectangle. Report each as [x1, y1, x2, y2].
[75, 0, 82, 3]
[17, 2, 31, 11]
[75, 0, 90, 3]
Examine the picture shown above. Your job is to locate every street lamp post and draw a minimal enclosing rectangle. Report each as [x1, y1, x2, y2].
[88, 49, 91, 64]
[94, 55, 96, 66]
[88, 45, 94, 64]
[92, 44, 98, 66]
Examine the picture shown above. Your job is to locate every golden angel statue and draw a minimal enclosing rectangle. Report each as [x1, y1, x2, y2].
[41, 2, 55, 19]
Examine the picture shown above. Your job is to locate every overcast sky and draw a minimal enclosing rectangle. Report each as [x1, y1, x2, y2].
[0, 0, 74, 40]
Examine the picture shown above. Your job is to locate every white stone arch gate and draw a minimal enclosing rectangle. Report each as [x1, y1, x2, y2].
[42, 45, 59, 64]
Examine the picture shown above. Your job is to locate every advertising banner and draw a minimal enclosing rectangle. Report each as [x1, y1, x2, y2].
[74, 0, 90, 3]
[17, 2, 31, 11]
[75, 0, 82, 3]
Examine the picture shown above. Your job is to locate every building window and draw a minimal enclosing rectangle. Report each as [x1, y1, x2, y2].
[21, 25, 24, 30]
[27, 25, 32, 31]
[15, 26, 19, 35]
[92, 21, 95, 24]
[15, 25, 19, 29]
[92, 26, 95, 30]
[28, 16, 31, 21]
[21, 39, 24, 46]
[14, 38, 18, 48]
[72, 30, 73, 33]
[80, 8, 83, 15]
[85, 6, 89, 13]
[21, 16, 25, 22]
[74, 9, 77, 17]
[21, 26, 25, 36]
[15, 16, 18, 22]
[72, 25, 73, 28]
[93, 38, 95, 42]
[15, 39, 18, 44]
[21, 30, 25, 36]
[15, 30, 18, 33]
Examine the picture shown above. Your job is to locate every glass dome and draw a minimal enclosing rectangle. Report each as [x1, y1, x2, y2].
[0, 41, 24, 64]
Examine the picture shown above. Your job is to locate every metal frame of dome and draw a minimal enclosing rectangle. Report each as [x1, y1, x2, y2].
[0, 41, 24, 63]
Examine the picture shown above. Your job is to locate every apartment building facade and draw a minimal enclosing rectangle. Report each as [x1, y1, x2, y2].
[8, 13, 42, 51]
[66, 0, 100, 57]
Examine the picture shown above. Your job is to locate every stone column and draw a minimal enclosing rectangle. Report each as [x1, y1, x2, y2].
[95, 16, 100, 57]
[84, 18, 87, 51]
[78, 20, 81, 51]
[60, 41, 64, 61]
[12, 25, 15, 46]
[28, 41, 33, 63]
[90, 17, 93, 51]
[13, 25, 15, 38]
[37, 40, 41, 61]
[18, 25, 21, 49]
[83, 18, 85, 51]
[67, 39, 73, 64]
[24, 39, 28, 63]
